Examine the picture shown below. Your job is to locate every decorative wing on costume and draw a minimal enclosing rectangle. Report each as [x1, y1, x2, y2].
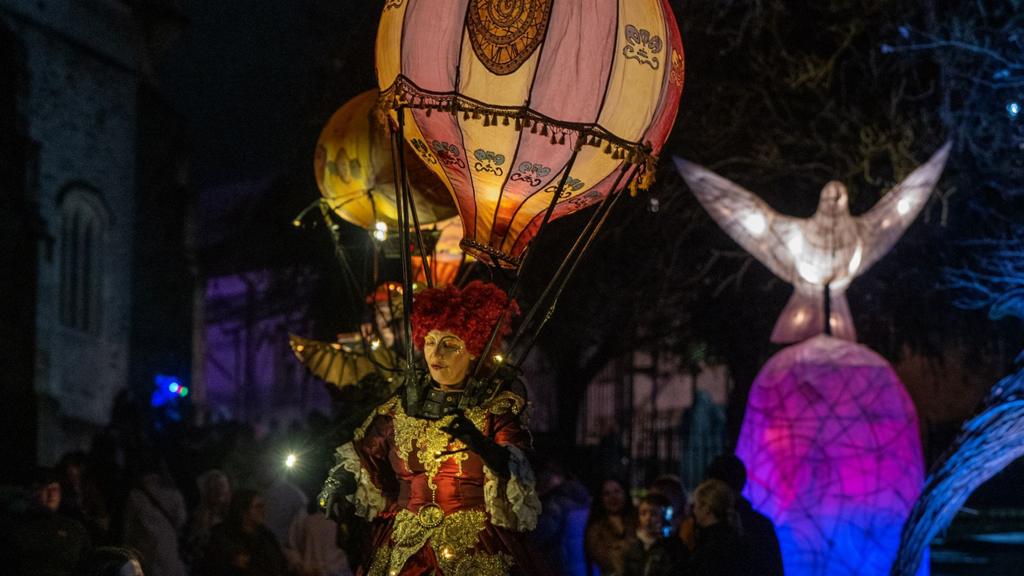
[289, 334, 401, 389]
[854, 141, 953, 273]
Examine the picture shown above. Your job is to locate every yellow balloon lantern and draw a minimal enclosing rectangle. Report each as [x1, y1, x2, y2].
[376, 0, 685, 268]
[314, 89, 457, 231]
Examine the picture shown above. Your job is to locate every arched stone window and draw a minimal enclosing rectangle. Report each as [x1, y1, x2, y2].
[58, 185, 109, 334]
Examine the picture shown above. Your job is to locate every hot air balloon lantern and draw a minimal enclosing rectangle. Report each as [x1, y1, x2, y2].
[376, 0, 685, 270]
[314, 89, 458, 235]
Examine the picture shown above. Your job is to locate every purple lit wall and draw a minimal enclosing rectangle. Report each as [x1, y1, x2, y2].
[203, 269, 329, 424]
[736, 335, 925, 576]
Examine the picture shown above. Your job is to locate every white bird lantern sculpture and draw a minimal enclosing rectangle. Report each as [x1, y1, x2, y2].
[674, 142, 952, 343]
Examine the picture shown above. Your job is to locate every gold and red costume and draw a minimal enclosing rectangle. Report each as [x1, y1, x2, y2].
[331, 391, 541, 576]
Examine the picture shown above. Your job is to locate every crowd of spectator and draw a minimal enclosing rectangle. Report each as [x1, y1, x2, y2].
[1, 392, 781, 576]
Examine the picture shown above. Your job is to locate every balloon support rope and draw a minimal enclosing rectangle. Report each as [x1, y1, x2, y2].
[391, 109, 415, 369]
[472, 148, 581, 380]
[505, 163, 635, 360]
[507, 164, 639, 369]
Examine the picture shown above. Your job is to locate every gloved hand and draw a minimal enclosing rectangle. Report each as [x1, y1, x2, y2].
[318, 468, 355, 521]
[441, 412, 511, 477]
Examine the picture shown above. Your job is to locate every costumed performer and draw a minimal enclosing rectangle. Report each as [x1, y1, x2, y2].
[319, 280, 543, 576]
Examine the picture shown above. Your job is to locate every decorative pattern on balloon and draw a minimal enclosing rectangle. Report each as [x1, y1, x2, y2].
[467, 0, 554, 75]
[411, 139, 438, 165]
[545, 177, 584, 198]
[433, 141, 467, 169]
[509, 162, 550, 186]
[623, 25, 664, 69]
[670, 50, 685, 87]
[473, 149, 506, 176]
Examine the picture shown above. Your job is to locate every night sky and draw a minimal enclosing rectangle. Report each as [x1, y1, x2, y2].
[157, 0, 378, 191]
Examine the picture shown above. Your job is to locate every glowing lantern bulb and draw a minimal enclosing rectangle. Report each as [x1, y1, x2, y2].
[372, 220, 388, 242]
[285, 454, 298, 469]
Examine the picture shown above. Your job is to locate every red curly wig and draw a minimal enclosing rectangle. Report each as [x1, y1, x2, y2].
[411, 280, 520, 357]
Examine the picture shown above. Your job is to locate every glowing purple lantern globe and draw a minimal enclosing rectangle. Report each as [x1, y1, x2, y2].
[736, 335, 925, 576]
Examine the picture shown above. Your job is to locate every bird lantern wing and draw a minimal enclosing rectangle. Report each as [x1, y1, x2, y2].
[673, 156, 802, 283]
[854, 141, 952, 273]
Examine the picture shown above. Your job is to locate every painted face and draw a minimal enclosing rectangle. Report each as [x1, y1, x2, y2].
[601, 480, 627, 514]
[423, 329, 472, 387]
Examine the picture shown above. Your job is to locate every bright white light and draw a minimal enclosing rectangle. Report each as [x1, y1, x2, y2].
[848, 244, 863, 275]
[372, 221, 388, 242]
[370, 338, 381, 350]
[896, 198, 911, 215]
[797, 260, 825, 284]
[786, 232, 804, 256]
[285, 454, 297, 469]
[1008, 102, 1021, 118]
[741, 212, 767, 236]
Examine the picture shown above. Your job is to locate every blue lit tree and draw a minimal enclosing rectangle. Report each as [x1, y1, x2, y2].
[892, 225, 1024, 575]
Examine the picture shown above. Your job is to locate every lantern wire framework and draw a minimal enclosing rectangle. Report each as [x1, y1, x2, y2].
[891, 367, 1024, 576]
[376, 0, 685, 377]
[737, 335, 925, 576]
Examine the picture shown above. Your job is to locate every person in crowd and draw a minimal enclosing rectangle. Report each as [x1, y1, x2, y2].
[317, 281, 544, 575]
[689, 479, 751, 576]
[78, 546, 145, 576]
[706, 455, 783, 576]
[530, 452, 592, 576]
[183, 469, 232, 570]
[58, 450, 112, 544]
[284, 499, 354, 576]
[646, 474, 688, 539]
[257, 459, 308, 548]
[121, 454, 187, 576]
[585, 477, 637, 576]
[0, 467, 91, 576]
[621, 493, 689, 576]
[57, 451, 88, 518]
[203, 488, 288, 576]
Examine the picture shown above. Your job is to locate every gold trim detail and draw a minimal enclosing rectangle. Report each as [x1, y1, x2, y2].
[367, 509, 513, 576]
[391, 401, 487, 490]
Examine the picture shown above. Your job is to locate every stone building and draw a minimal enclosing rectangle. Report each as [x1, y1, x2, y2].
[0, 0, 188, 475]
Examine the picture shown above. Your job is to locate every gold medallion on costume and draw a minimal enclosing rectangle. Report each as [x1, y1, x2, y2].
[416, 503, 445, 528]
